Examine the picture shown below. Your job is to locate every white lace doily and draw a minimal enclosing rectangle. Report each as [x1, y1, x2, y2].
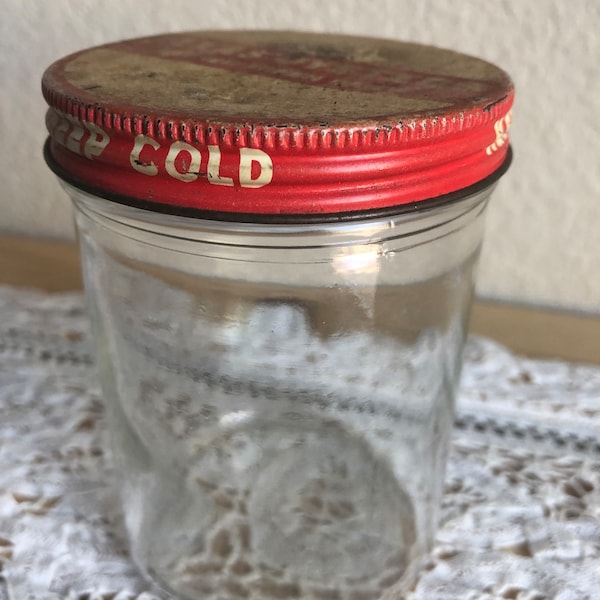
[1, 286, 599, 600]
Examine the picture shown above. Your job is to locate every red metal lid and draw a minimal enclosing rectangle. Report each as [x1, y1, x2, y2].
[42, 31, 513, 218]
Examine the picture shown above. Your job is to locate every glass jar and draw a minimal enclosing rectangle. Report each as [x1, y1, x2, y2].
[43, 31, 513, 599]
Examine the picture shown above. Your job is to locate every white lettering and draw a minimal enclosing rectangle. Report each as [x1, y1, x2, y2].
[46, 110, 61, 138]
[49, 111, 110, 158]
[165, 141, 202, 182]
[82, 122, 110, 159]
[54, 114, 70, 146]
[130, 135, 160, 176]
[239, 148, 274, 188]
[126, 137, 275, 187]
[486, 110, 512, 155]
[207, 145, 234, 186]
[65, 115, 85, 154]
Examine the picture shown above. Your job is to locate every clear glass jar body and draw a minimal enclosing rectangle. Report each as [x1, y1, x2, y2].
[69, 184, 492, 599]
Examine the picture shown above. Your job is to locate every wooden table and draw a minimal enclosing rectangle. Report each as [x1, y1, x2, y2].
[1, 234, 598, 365]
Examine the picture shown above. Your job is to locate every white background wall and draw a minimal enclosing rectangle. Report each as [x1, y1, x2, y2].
[1, 0, 599, 312]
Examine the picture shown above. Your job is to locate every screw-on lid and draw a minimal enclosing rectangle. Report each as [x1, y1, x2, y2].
[42, 31, 513, 219]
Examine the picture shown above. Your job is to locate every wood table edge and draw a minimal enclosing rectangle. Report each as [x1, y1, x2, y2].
[1, 234, 598, 365]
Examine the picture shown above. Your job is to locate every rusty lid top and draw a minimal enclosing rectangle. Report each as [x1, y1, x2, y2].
[42, 31, 514, 219]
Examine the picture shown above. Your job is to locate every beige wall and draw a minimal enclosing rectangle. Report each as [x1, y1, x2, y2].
[1, 0, 599, 312]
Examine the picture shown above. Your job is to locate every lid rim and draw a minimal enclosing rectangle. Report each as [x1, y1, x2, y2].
[42, 30, 514, 215]
[42, 85, 513, 150]
[45, 138, 512, 224]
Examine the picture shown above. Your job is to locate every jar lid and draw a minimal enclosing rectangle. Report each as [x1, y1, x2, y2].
[42, 31, 513, 219]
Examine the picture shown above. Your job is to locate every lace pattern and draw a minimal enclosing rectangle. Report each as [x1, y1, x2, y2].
[0, 286, 599, 600]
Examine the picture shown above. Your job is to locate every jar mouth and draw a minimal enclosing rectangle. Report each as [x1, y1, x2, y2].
[46, 138, 511, 226]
